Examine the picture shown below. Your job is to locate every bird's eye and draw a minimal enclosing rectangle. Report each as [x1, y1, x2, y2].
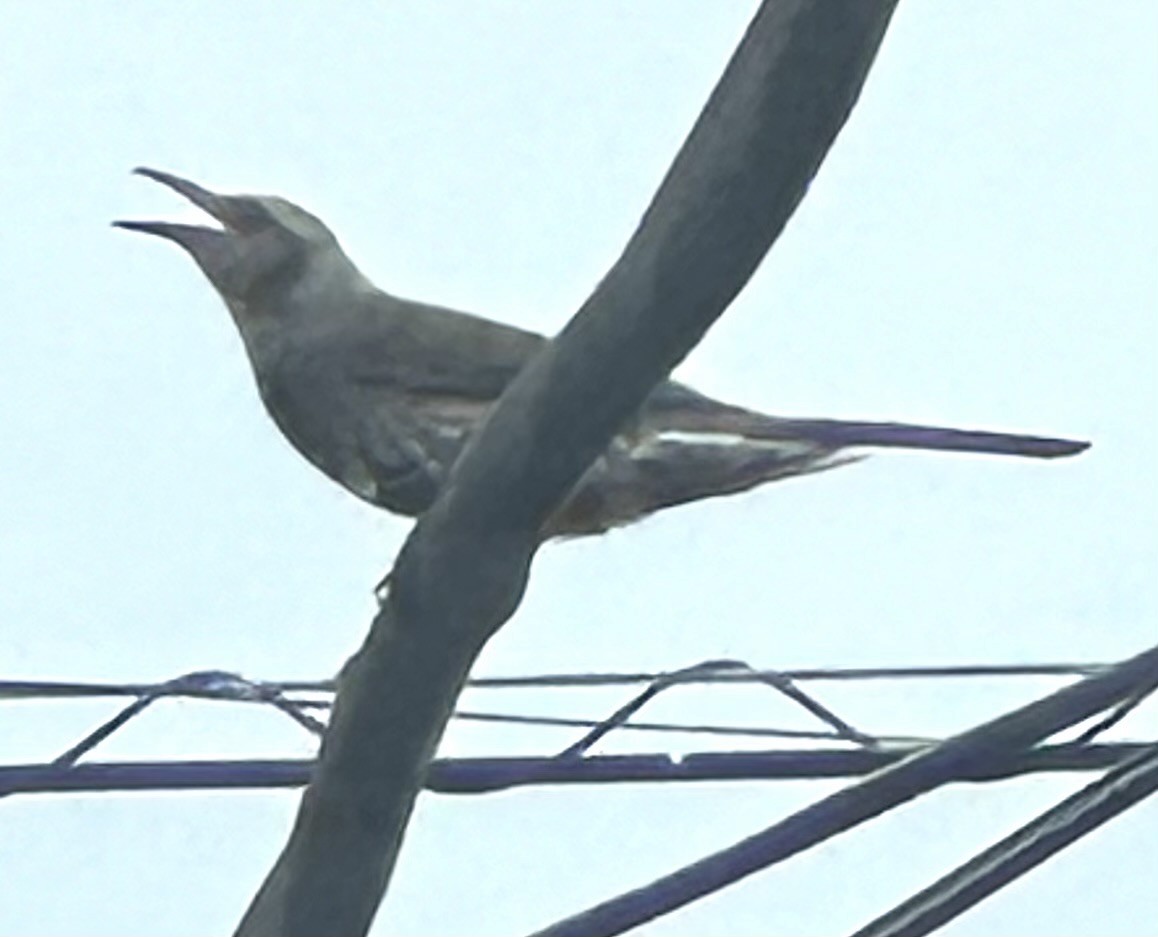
[227, 198, 276, 233]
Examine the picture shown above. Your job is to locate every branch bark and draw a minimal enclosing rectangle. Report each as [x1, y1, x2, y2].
[234, 2, 899, 934]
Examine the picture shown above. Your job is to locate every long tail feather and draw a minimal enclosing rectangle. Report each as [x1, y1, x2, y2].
[650, 396, 1089, 459]
[760, 418, 1089, 458]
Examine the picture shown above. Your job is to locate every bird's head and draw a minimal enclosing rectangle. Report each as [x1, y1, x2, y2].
[114, 167, 361, 321]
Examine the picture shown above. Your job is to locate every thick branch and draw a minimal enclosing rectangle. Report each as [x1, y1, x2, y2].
[235, 2, 899, 935]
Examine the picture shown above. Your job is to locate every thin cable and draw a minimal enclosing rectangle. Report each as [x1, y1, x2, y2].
[0, 661, 1109, 702]
[555, 659, 875, 758]
[527, 643, 1158, 937]
[0, 743, 1147, 798]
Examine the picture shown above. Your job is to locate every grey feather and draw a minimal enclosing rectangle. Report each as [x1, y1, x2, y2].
[115, 169, 1089, 535]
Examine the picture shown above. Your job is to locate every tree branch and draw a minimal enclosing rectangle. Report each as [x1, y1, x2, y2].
[234, 2, 900, 934]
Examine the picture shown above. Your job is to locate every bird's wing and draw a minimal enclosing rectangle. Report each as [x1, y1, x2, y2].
[258, 349, 469, 517]
[335, 294, 1088, 461]
[343, 293, 549, 401]
[341, 292, 724, 411]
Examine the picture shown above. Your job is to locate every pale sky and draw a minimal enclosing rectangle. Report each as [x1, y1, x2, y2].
[2, 3, 1156, 935]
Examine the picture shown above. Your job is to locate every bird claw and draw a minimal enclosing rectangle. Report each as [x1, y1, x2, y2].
[374, 569, 393, 606]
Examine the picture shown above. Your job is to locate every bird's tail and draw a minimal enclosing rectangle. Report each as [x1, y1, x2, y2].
[652, 401, 1089, 459]
[546, 402, 1089, 536]
[548, 438, 855, 536]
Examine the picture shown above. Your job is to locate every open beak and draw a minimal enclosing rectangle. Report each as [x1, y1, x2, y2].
[113, 167, 238, 250]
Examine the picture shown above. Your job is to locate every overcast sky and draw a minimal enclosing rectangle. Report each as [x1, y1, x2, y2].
[2, 3, 1156, 935]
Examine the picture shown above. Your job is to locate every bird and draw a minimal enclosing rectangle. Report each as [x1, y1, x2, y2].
[114, 168, 1088, 537]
